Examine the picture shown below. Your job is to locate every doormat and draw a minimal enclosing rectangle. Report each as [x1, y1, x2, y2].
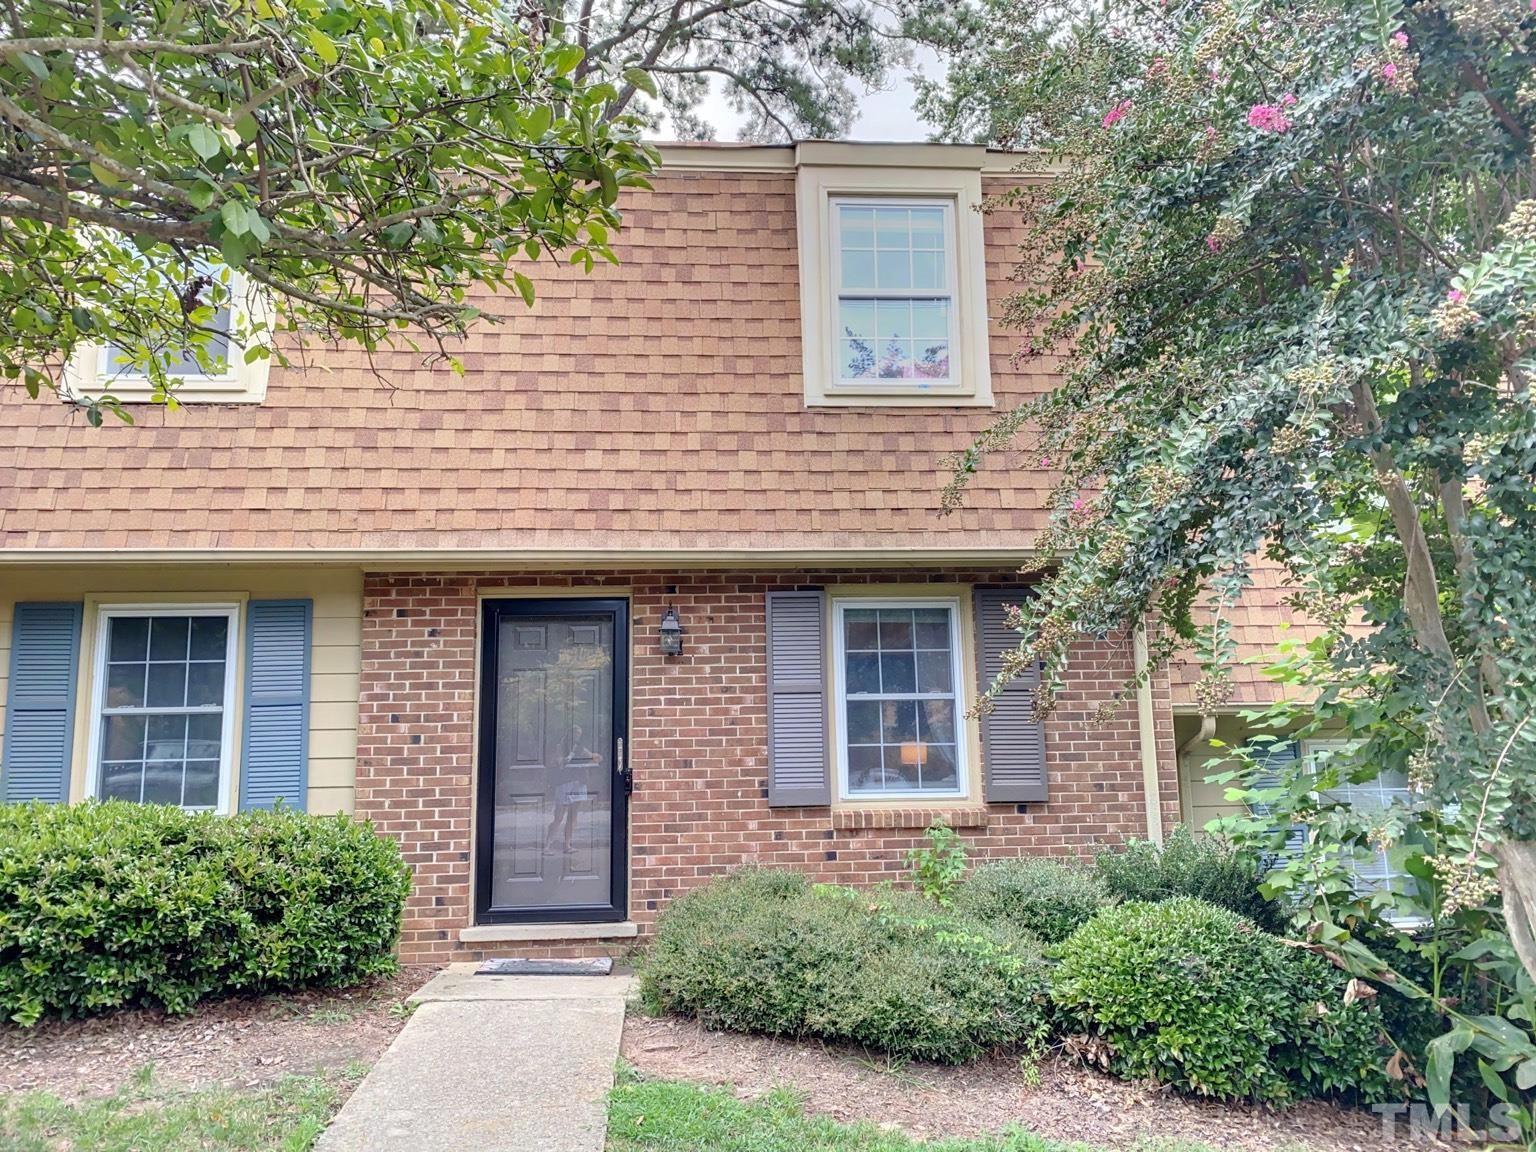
[475, 957, 614, 976]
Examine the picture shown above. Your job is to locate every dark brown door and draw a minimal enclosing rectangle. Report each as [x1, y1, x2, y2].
[476, 599, 629, 923]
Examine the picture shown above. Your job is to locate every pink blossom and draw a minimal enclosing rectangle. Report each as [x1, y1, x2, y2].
[1072, 498, 1084, 511]
[1280, 92, 1297, 107]
[1382, 63, 1398, 80]
[1102, 99, 1133, 128]
[1392, 30, 1409, 47]
[1247, 103, 1292, 133]
[1205, 234, 1224, 253]
[1041, 457, 1052, 467]
[1448, 289, 1465, 303]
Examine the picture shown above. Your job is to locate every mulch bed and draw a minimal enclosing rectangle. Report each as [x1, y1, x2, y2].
[621, 1014, 1436, 1151]
[0, 966, 438, 1101]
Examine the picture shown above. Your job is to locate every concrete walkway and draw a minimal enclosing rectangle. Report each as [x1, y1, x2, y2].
[317, 965, 633, 1152]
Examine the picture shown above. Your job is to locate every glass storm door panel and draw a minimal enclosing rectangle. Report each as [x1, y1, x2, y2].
[476, 599, 629, 923]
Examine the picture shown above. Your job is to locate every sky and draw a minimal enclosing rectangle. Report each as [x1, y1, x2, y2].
[685, 48, 943, 143]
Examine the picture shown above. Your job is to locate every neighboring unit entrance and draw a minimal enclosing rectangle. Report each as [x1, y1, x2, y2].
[475, 599, 629, 923]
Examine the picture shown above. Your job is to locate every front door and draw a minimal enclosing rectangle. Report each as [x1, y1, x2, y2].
[476, 599, 629, 923]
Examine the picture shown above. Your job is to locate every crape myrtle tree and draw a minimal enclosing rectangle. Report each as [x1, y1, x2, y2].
[938, 0, 1536, 1127]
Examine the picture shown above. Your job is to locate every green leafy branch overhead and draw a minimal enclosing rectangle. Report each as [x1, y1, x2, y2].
[0, 0, 657, 418]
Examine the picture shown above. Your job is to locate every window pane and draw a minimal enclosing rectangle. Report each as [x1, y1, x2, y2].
[874, 300, 913, 343]
[878, 610, 914, 649]
[838, 204, 874, 249]
[106, 662, 146, 709]
[145, 714, 186, 762]
[909, 208, 946, 250]
[841, 250, 876, 291]
[101, 714, 146, 762]
[846, 652, 881, 695]
[146, 662, 187, 707]
[837, 299, 876, 342]
[920, 745, 959, 791]
[183, 761, 220, 808]
[880, 700, 918, 744]
[189, 616, 228, 660]
[100, 762, 142, 802]
[875, 251, 911, 291]
[846, 700, 881, 744]
[919, 700, 956, 743]
[878, 340, 915, 379]
[911, 251, 943, 290]
[915, 342, 950, 379]
[186, 661, 226, 707]
[913, 607, 950, 648]
[847, 745, 883, 793]
[874, 207, 909, 249]
[879, 652, 915, 693]
[108, 617, 149, 663]
[141, 762, 183, 806]
[187, 713, 223, 759]
[840, 338, 876, 379]
[149, 616, 190, 661]
[844, 609, 879, 650]
[916, 650, 953, 693]
[911, 300, 950, 340]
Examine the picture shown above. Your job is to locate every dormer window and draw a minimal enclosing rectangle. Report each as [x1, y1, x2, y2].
[797, 159, 992, 407]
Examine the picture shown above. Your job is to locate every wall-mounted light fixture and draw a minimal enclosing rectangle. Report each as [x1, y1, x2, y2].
[658, 606, 684, 657]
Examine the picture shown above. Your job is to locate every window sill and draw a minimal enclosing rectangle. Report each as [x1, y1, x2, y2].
[833, 806, 991, 830]
[458, 921, 640, 944]
[806, 390, 994, 408]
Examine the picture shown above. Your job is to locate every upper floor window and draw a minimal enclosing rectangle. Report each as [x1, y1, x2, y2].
[833, 199, 956, 386]
[797, 163, 992, 407]
[63, 263, 271, 405]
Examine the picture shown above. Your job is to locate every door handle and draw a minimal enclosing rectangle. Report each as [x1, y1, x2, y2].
[616, 737, 632, 795]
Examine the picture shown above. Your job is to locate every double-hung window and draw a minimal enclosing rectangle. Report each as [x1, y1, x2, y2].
[88, 606, 239, 811]
[833, 599, 967, 799]
[833, 199, 957, 387]
[1306, 739, 1412, 898]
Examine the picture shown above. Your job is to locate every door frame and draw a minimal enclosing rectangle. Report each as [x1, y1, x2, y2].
[475, 597, 630, 925]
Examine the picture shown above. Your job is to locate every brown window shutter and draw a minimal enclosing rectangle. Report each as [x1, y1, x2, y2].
[973, 587, 1048, 803]
[765, 589, 830, 807]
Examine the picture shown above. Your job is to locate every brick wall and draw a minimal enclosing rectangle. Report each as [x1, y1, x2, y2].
[357, 569, 1181, 965]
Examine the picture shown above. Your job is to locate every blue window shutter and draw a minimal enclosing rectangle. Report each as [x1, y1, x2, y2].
[1248, 740, 1304, 855]
[2, 602, 83, 804]
[240, 599, 311, 811]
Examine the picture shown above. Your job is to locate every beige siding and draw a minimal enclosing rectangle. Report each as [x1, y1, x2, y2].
[0, 566, 362, 813]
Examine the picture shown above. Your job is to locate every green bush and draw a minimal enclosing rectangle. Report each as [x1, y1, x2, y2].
[1051, 898, 1395, 1103]
[640, 868, 1050, 1063]
[1093, 826, 1282, 931]
[950, 857, 1107, 943]
[0, 801, 412, 1024]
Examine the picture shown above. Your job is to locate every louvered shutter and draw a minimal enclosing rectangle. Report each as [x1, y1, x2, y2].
[765, 590, 830, 807]
[1, 602, 83, 803]
[240, 599, 311, 811]
[973, 588, 1048, 803]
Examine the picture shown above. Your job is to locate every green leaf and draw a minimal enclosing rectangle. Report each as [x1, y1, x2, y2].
[15, 52, 48, 81]
[305, 27, 340, 66]
[220, 200, 253, 237]
[88, 161, 124, 188]
[550, 44, 583, 76]
[512, 271, 535, 307]
[184, 124, 223, 161]
[1517, 1059, 1536, 1092]
[621, 67, 657, 97]
[1426, 1028, 1474, 1114]
[234, 111, 261, 143]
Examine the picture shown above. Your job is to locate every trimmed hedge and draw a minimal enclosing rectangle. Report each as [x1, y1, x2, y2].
[640, 868, 1051, 1063]
[1093, 826, 1283, 931]
[1051, 898, 1395, 1104]
[0, 801, 412, 1024]
[950, 857, 1107, 943]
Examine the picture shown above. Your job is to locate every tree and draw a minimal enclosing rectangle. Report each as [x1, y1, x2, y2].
[560, 0, 954, 141]
[940, 0, 1536, 1128]
[1, 0, 656, 419]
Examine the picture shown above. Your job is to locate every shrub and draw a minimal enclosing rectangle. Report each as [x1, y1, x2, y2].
[640, 868, 1050, 1063]
[1093, 825, 1282, 930]
[0, 801, 412, 1024]
[950, 857, 1107, 943]
[904, 820, 967, 905]
[1051, 898, 1396, 1103]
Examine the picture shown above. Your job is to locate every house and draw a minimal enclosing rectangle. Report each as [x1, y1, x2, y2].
[1, 141, 1301, 964]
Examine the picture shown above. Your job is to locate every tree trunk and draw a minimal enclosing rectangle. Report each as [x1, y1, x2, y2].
[1495, 840, 1536, 982]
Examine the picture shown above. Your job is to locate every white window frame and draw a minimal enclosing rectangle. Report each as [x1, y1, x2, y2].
[86, 603, 241, 814]
[1303, 738, 1413, 901]
[62, 273, 272, 405]
[831, 596, 969, 801]
[797, 164, 993, 407]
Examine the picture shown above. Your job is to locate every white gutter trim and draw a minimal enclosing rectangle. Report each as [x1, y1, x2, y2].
[0, 546, 1037, 570]
[1133, 622, 1165, 845]
[654, 140, 1060, 177]
[1177, 713, 1218, 757]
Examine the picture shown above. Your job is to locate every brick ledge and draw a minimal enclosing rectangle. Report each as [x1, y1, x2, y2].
[458, 921, 640, 944]
[833, 807, 991, 831]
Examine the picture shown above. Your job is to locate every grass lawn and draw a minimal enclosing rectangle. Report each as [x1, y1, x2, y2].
[607, 1078, 1217, 1152]
[0, 1064, 362, 1152]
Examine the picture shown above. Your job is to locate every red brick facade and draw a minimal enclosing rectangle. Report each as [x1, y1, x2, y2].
[356, 569, 1181, 965]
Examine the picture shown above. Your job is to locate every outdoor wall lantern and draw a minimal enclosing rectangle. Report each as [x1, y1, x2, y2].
[658, 606, 684, 657]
